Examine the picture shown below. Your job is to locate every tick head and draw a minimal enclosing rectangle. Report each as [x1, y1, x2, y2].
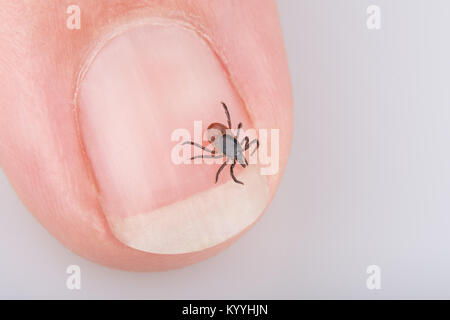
[206, 123, 227, 143]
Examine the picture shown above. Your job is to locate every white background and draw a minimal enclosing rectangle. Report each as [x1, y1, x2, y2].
[1, 0, 450, 298]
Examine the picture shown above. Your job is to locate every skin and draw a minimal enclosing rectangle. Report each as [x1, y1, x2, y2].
[0, 0, 293, 271]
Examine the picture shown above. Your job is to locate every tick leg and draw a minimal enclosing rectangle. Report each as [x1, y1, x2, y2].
[221, 102, 232, 129]
[230, 162, 244, 185]
[215, 162, 227, 183]
[190, 154, 223, 160]
[235, 122, 243, 139]
[241, 136, 249, 150]
[245, 138, 260, 156]
[191, 150, 222, 160]
[182, 141, 214, 153]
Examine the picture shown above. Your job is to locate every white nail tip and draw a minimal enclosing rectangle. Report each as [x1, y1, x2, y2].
[108, 166, 269, 254]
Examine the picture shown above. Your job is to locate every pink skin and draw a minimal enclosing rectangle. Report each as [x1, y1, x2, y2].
[0, 0, 293, 271]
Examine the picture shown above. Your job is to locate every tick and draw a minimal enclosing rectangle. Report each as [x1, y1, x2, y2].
[183, 102, 259, 185]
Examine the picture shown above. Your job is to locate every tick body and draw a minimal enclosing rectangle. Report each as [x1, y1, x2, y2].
[183, 102, 259, 185]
